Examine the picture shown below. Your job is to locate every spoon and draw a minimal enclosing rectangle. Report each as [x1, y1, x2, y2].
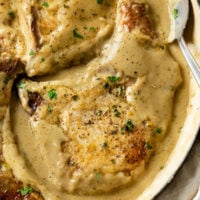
[168, 0, 200, 86]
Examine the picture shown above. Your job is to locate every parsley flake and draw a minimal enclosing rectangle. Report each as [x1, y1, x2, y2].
[4, 76, 12, 84]
[156, 127, 162, 134]
[114, 108, 121, 117]
[40, 57, 45, 63]
[97, 0, 104, 4]
[145, 141, 152, 150]
[42, 2, 49, 7]
[160, 166, 164, 170]
[29, 50, 35, 56]
[47, 105, 52, 113]
[120, 127, 125, 135]
[48, 89, 57, 100]
[173, 8, 179, 19]
[8, 11, 15, 19]
[125, 119, 134, 132]
[89, 26, 95, 32]
[108, 76, 120, 82]
[95, 172, 101, 181]
[95, 110, 102, 116]
[101, 142, 108, 148]
[18, 82, 25, 89]
[73, 29, 84, 39]
[120, 85, 125, 96]
[17, 186, 33, 196]
[72, 95, 79, 101]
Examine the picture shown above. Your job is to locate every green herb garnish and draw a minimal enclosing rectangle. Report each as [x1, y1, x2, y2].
[29, 50, 35, 56]
[42, 2, 49, 7]
[95, 110, 102, 116]
[72, 95, 79, 101]
[102, 142, 108, 148]
[47, 105, 52, 113]
[120, 85, 125, 96]
[89, 26, 95, 32]
[8, 11, 15, 19]
[108, 76, 120, 82]
[120, 127, 125, 135]
[125, 119, 134, 132]
[156, 127, 162, 134]
[73, 29, 84, 39]
[145, 141, 152, 150]
[160, 166, 164, 170]
[17, 186, 33, 196]
[95, 172, 101, 181]
[97, 0, 104, 4]
[173, 8, 179, 19]
[48, 89, 57, 100]
[18, 82, 25, 89]
[114, 108, 121, 117]
[40, 57, 45, 63]
[4, 76, 12, 84]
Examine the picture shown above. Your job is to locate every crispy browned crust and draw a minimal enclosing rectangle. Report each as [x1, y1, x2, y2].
[120, 1, 157, 39]
[19, 77, 154, 178]
[28, 92, 44, 114]
[31, 7, 41, 49]
[0, 59, 19, 74]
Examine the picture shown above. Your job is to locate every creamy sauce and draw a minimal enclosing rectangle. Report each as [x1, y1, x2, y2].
[1, 0, 191, 200]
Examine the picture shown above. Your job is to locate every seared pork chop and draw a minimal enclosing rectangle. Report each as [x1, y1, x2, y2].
[17, 74, 155, 194]
[16, 49, 181, 194]
[0, 0, 182, 199]
[13, 0, 116, 76]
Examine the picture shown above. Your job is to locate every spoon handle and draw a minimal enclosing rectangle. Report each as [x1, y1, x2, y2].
[178, 37, 200, 86]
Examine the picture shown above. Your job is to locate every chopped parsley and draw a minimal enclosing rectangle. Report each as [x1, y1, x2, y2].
[17, 186, 33, 196]
[156, 127, 162, 134]
[4, 76, 12, 84]
[89, 26, 95, 32]
[108, 76, 120, 82]
[18, 82, 25, 89]
[47, 105, 52, 113]
[97, 0, 104, 4]
[72, 95, 79, 101]
[95, 172, 101, 181]
[40, 57, 45, 63]
[29, 50, 35, 56]
[101, 142, 108, 148]
[124, 119, 134, 132]
[8, 11, 15, 19]
[120, 127, 125, 135]
[160, 166, 164, 170]
[145, 141, 152, 150]
[120, 85, 125, 96]
[114, 108, 121, 117]
[73, 29, 84, 39]
[173, 8, 179, 19]
[95, 110, 102, 116]
[42, 1, 49, 7]
[48, 89, 57, 100]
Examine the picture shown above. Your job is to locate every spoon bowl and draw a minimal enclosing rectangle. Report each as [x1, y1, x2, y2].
[168, 0, 200, 86]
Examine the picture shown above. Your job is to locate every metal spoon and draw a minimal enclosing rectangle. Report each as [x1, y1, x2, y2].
[168, 0, 200, 86]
